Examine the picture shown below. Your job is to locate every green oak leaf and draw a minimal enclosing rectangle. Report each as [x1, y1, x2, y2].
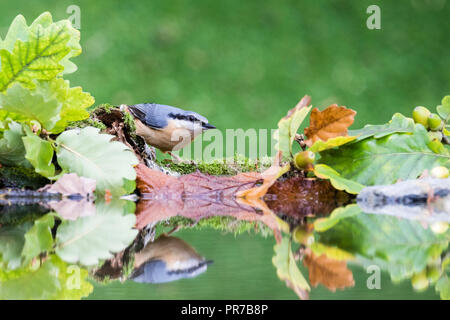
[0, 15, 29, 51]
[21, 214, 55, 262]
[0, 121, 30, 167]
[313, 164, 364, 194]
[348, 113, 416, 142]
[437, 95, 450, 123]
[34, 78, 93, 133]
[313, 204, 362, 232]
[436, 275, 450, 300]
[274, 97, 312, 159]
[55, 127, 139, 195]
[55, 207, 138, 266]
[0, 255, 92, 299]
[319, 125, 450, 185]
[0, 12, 80, 92]
[22, 126, 56, 178]
[0, 83, 62, 130]
[0, 223, 32, 270]
[272, 237, 310, 299]
[309, 136, 356, 153]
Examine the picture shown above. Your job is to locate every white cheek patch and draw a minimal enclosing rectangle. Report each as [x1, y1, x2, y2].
[171, 119, 203, 133]
[171, 119, 193, 129]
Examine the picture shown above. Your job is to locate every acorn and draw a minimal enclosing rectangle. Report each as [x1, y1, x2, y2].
[427, 113, 444, 131]
[412, 106, 431, 128]
[427, 131, 443, 142]
[430, 166, 449, 179]
[430, 222, 449, 234]
[426, 266, 442, 284]
[411, 270, 429, 291]
[293, 150, 315, 170]
[294, 227, 314, 245]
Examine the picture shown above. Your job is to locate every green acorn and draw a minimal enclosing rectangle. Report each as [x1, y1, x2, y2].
[427, 113, 444, 131]
[411, 270, 429, 291]
[430, 166, 449, 179]
[427, 131, 443, 142]
[426, 266, 442, 284]
[412, 106, 431, 128]
[293, 151, 315, 170]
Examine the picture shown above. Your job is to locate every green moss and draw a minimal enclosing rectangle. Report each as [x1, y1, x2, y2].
[158, 155, 273, 176]
[93, 103, 115, 113]
[121, 255, 135, 279]
[67, 118, 107, 131]
[122, 110, 137, 138]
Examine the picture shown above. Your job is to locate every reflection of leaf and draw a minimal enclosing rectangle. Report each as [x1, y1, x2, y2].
[319, 125, 450, 185]
[56, 127, 139, 195]
[21, 214, 54, 262]
[22, 126, 56, 178]
[55, 205, 138, 266]
[303, 248, 354, 292]
[0, 223, 31, 270]
[0, 255, 92, 299]
[313, 164, 364, 194]
[314, 204, 362, 232]
[0, 121, 30, 167]
[308, 136, 356, 152]
[272, 237, 310, 299]
[304, 105, 356, 147]
[309, 242, 355, 261]
[436, 275, 450, 300]
[273, 95, 312, 159]
[349, 113, 416, 142]
[135, 163, 269, 229]
[318, 214, 449, 281]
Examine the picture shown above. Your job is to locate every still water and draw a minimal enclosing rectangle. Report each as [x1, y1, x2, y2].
[0, 175, 448, 300]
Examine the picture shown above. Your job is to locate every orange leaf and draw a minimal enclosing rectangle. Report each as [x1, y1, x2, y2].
[303, 248, 355, 292]
[304, 104, 356, 146]
[236, 151, 290, 199]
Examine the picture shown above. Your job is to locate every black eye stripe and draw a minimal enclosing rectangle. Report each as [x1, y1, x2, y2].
[169, 113, 200, 122]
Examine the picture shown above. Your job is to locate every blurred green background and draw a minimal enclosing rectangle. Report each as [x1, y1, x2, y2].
[1, 0, 449, 131]
[0, 0, 447, 300]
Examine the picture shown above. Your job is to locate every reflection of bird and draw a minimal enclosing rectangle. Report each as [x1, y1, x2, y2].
[130, 234, 212, 284]
[124, 103, 215, 155]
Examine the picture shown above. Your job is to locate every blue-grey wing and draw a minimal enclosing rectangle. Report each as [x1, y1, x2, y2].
[127, 103, 182, 129]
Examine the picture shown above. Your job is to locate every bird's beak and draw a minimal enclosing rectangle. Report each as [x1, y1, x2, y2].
[202, 123, 216, 130]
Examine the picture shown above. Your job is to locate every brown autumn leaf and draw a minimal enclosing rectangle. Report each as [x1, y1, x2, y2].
[134, 163, 276, 229]
[40, 173, 96, 197]
[303, 248, 355, 292]
[236, 151, 290, 199]
[304, 104, 356, 146]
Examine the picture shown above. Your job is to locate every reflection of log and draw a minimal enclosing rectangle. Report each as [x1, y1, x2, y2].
[264, 176, 352, 223]
[0, 166, 48, 189]
[357, 178, 450, 222]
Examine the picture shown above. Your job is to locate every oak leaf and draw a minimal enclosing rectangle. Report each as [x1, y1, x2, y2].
[304, 105, 356, 146]
[303, 248, 355, 292]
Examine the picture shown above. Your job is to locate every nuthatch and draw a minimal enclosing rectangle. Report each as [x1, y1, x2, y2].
[130, 234, 212, 284]
[123, 103, 215, 154]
